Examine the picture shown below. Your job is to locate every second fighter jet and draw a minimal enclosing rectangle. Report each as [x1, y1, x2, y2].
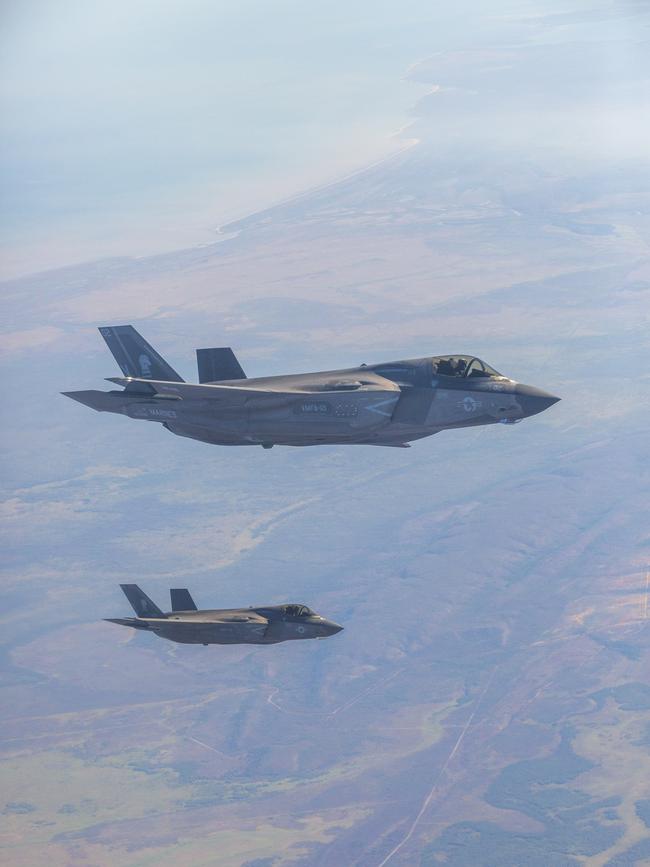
[106, 584, 343, 646]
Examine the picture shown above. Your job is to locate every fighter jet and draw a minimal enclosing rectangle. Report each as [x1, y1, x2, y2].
[64, 324, 559, 448]
[106, 584, 343, 646]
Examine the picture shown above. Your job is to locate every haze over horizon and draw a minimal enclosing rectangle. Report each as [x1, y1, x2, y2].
[2, 0, 433, 277]
[4, 0, 647, 279]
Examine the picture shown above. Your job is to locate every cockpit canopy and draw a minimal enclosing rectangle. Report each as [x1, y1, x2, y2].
[431, 356, 502, 379]
[283, 604, 313, 618]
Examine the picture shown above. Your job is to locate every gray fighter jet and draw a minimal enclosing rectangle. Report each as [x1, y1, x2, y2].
[106, 584, 343, 645]
[64, 324, 559, 448]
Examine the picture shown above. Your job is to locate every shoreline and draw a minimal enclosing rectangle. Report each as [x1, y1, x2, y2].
[1, 131, 422, 285]
[211, 135, 420, 239]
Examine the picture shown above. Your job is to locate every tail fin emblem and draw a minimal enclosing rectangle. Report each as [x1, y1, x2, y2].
[138, 354, 152, 377]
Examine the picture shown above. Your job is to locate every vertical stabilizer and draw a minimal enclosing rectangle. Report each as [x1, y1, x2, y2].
[120, 584, 166, 618]
[170, 589, 198, 611]
[196, 347, 246, 383]
[99, 325, 184, 382]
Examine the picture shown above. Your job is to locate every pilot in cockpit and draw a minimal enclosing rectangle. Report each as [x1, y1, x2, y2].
[435, 357, 466, 377]
[284, 604, 310, 618]
[433, 356, 502, 379]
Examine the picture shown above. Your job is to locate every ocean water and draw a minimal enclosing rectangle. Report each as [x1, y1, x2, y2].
[0, 0, 449, 277]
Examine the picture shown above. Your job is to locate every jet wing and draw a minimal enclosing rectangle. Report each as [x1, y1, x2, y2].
[106, 377, 300, 405]
[105, 375, 400, 405]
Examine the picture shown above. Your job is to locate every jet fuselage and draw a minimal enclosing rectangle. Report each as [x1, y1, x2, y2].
[64, 327, 560, 449]
[107, 587, 342, 646]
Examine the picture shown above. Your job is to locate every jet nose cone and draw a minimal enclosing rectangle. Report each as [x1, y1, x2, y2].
[322, 620, 344, 636]
[515, 384, 561, 418]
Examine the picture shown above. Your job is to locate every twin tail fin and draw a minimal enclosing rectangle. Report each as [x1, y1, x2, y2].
[99, 324, 246, 385]
[117, 585, 197, 618]
[170, 588, 197, 611]
[196, 347, 246, 383]
[99, 325, 184, 382]
[120, 584, 166, 618]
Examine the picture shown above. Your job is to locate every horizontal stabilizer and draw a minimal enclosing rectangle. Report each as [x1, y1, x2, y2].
[170, 588, 197, 611]
[120, 584, 166, 618]
[62, 390, 120, 412]
[197, 347, 246, 383]
[105, 617, 152, 631]
[99, 325, 184, 382]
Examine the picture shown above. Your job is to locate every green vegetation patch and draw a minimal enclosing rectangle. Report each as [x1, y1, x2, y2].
[423, 728, 624, 865]
[0, 749, 195, 845]
[635, 799, 650, 829]
[603, 837, 650, 867]
[590, 682, 650, 712]
[421, 821, 581, 867]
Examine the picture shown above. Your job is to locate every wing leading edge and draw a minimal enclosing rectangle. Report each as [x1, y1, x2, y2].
[105, 374, 400, 406]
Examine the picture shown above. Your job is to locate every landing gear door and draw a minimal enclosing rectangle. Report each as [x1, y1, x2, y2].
[391, 388, 436, 424]
[263, 620, 286, 643]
